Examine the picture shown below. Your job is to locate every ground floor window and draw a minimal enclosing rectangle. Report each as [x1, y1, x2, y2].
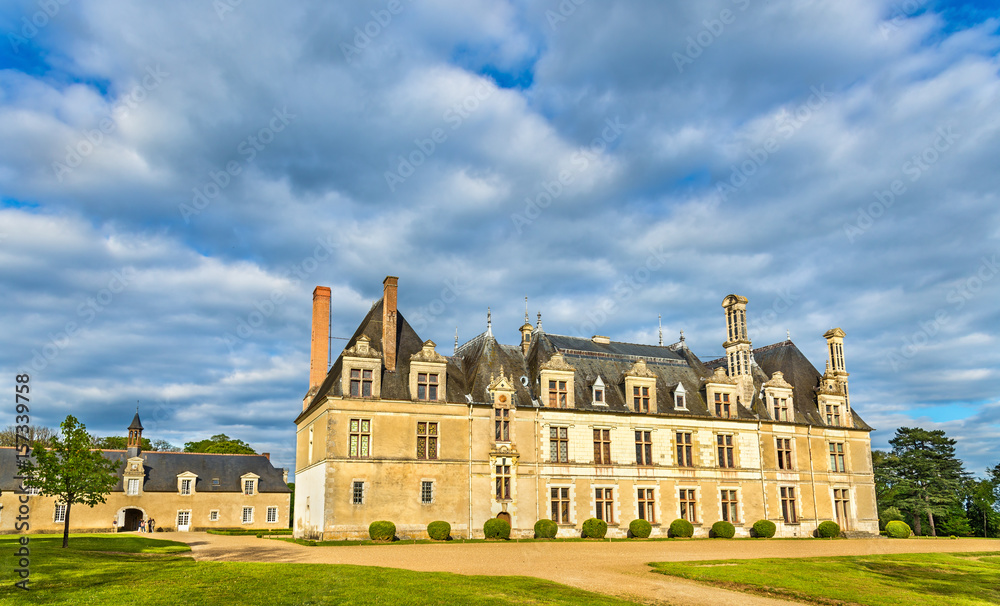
[54, 503, 66, 523]
[720, 489, 738, 523]
[209, 510, 219, 522]
[177, 510, 190, 527]
[551, 487, 570, 523]
[780, 487, 797, 523]
[242, 507, 254, 524]
[421, 481, 434, 504]
[352, 481, 364, 505]
[834, 488, 850, 530]
[266, 506, 278, 523]
[595, 488, 614, 523]
[637, 488, 655, 522]
[679, 489, 697, 523]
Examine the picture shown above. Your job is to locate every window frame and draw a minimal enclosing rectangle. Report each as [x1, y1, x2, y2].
[714, 392, 732, 418]
[495, 461, 512, 501]
[352, 480, 364, 505]
[593, 428, 612, 465]
[349, 418, 372, 458]
[127, 477, 141, 496]
[717, 434, 735, 468]
[548, 380, 568, 408]
[180, 478, 192, 495]
[177, 509, 191, 527]
[266, 506, 278, 523]
[637, 487, 655, 523]
[720, 489, 739, 523]
[54, 502, 67, 523]
[595, 487, 614, 524]
[209, 510, 219, 522]
[241, 506, 254, 524]
[494, 407, 510, 442]
[676, 431, 694, 467]
[243, 479, 256, 496]
[829, 442, 846, 472]
[416, 372, 439, 401]
[421, 480, 434, 504]
[549, 426, 569, 463]
[776, 437, 793, 470]
[826, 403, 842, 426]
[416, 421, 439, 460]
[780, 486, 798, 523]
[635, 430, 653, 466]
[551, 486, 571, 524]
[679, 489, 697, 523]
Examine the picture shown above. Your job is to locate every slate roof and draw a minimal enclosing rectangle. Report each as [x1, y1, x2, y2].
[0, 447, 291, 493]
[301, 295, 871, 431]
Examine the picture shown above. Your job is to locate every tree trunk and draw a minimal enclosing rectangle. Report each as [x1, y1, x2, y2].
[912, 511, 922, 535]
[927, 509, 937, 537]
[63, 500, 72, 548]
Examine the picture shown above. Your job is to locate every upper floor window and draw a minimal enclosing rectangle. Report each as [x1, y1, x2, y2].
[350, 368, 373, 397]
[635, 431, 652, 466]
[676, 432, 694, 467]
[717, 434, 735, 468]
[127, 478, 140, 496]
[417, 422, 438, 460]
[593, 429, 611, 465]
[714, 392, 732, 418]
[829, 442, 846, 472]
[416, 373, 439, 401]
[776, 438, 793, 470]
[495, 462, 511, 500]
[180, 479, 192, 495]
[243, 479, 256, 496]
[550, 427, 569, 463]
[549, 380, 568, 408]
[349, 418, 371, 458]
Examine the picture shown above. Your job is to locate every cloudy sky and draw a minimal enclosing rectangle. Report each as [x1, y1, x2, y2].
[2, 0, 998, 477]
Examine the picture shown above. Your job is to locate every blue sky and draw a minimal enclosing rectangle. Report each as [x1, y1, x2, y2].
[1, 0, 998, 477]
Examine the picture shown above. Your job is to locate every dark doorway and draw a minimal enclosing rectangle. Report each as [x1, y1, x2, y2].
[123, 508, 142, 531]
[496, 512, 511, 526]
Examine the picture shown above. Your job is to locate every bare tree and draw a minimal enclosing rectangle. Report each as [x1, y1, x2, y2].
[0, 424, 56, 447]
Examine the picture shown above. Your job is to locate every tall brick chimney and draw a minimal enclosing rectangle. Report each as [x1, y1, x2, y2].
[308, 286, 331, 406]
[382, 276, 398, 372]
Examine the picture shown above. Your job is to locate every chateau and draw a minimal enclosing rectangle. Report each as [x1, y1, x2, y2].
[1, 413, 290, 533]
[293, 277, 877, 539]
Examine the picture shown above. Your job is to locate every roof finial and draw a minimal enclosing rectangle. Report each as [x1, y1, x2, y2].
[487, 307, 492, 337]
[786, 329, 791, 341]
[658, 314, 663, 346]
[525, 296, 529, 324]
[680, 329, 685, 343]
[536, 310, 542, 331]
[454, 327, 459, 354]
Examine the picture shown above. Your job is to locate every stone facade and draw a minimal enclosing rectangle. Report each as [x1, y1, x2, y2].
[294, 278, 877, 540]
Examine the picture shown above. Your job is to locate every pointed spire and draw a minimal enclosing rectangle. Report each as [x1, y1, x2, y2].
[486, 306, 492, 337]
[536, 311, 542, 331]
[524, 296, 529, 324]
[658, 314, 663, 346]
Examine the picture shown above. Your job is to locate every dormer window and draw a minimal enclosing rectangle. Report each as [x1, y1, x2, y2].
[180, 479, 192, 495]
[244, 479, 255, 495]
[540, 353, 576, 409]
[549, 380, 568, 408]
[176, 471, 197, 496]
[342, 335, 383, 399]
[674, 383, 687, 410]
[593, 376, 606, 405]
[410, 340, 447, 402]
[715, 392, 732, 418]
[350, 369, 373, 397]
[623, 360, 656, 414]
[416, 373, 439, 400]
[241, 473, 260, 496]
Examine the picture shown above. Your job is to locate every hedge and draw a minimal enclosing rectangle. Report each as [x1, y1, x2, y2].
[886, 520, 912, 538]
[751, 519, 776, 538]
[817, 521, 840, 538]
[711, 521, 735, 538]
[582, 517, 608, 539]
[628, 519, 652, 539]
[484, 518, 511, 540]
[668, 518, 694, 538]
[427, 520, 451, 541]
[534, 519, 558, 539]
[368, 520, 395, 542]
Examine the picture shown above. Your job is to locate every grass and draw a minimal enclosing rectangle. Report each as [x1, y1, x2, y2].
[0, 535, 635, 605]
[205, 528, 293, 536]
[650, 551, 1000, 606]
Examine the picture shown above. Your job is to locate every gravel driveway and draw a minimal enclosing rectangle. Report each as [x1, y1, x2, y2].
[172, 533, 1000, 605]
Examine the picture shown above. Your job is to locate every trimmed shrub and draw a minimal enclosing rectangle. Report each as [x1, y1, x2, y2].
[751, 520, 776, 538]
[817, 521, 840, 538]
[885, 520, 912, 538]
[484, 518, 511, 540]
[711, 521, 736, 538]
[582, 517, 608, 539]
[256, 533, 262, 538]
[368, 520, 396, 542]
[668, 518, 694, 538]
[427, 520, 451, 541]
[534, 519, 558, 539]
[628, 519, 652, 539]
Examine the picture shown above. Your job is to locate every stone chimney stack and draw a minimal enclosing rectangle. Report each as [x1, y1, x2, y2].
[307, 286, 331, 408]
[382, 276, 399, 372]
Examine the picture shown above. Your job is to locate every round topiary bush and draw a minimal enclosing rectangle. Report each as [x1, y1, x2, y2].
[427, 520, 451, 541]
[669, 518, 694, 538]
[368, 520, 396, 542]
[885, 520, 912, 538]
[711, 521, 736, 538]
[484, 518, 511, 540]
[582, 517, 608, 539]
[534, 519, 558, 539]
[751, 519, 776, 538]
[628, 519, 652, 538]
[816, 521, 840, 538]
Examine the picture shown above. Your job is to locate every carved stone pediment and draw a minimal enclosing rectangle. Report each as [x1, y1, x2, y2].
[703, 366, 736, 385]
[344, 335, 381, 359]
[623, 359, 656, 379]
[540, 352, 574, 372]
[764, 371, 793, 390]
[411, 340, 446, 363]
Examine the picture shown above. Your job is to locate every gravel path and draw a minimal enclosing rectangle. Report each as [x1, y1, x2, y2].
[172, 533, 1000, 605]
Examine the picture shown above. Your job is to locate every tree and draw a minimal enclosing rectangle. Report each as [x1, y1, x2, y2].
[150, 438, 179, 452]
[20, 416, 120, 548]
[184, 433, 255, 454]
[0, 424, 56, 448]
[92, 435, 153, 450]
[882, 427, 970, 536]
[966, 476, 1000, 538]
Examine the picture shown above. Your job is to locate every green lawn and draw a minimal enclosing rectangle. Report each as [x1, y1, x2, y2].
[651, 551, 1000, 606]
[0, 535, 635, 605]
